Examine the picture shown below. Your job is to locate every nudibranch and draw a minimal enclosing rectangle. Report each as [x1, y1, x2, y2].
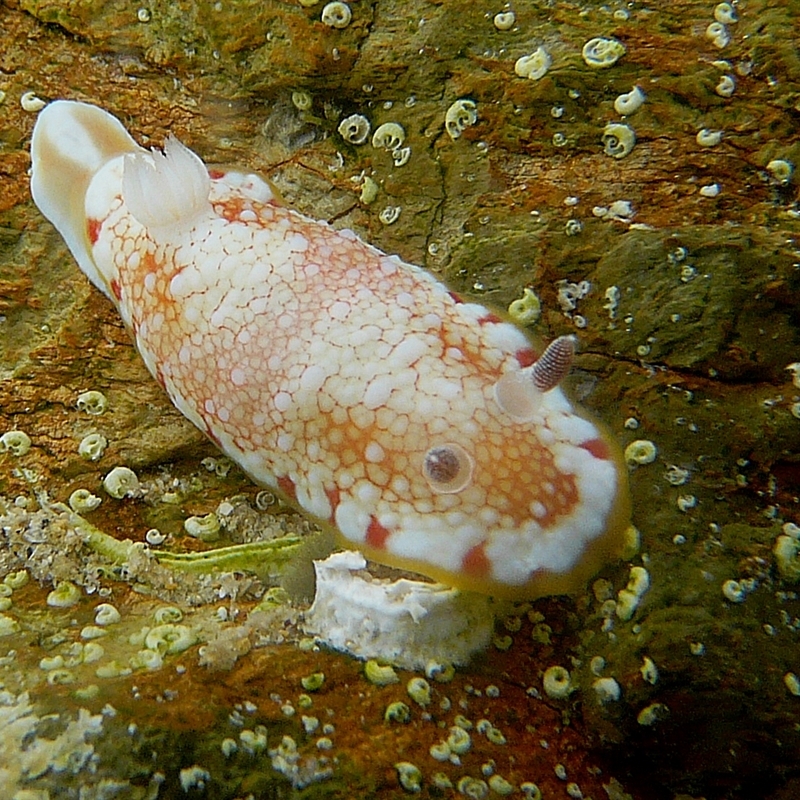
[30, 101, 630, 599]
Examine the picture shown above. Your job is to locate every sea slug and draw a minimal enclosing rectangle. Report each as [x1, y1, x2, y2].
[30, 101, 629, 599]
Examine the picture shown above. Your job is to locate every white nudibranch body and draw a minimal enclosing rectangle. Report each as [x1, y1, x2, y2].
[30, 100, 630, 599]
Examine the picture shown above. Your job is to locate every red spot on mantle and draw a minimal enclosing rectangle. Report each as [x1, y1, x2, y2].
[325, 487, 340, 521]
[278, 475, 297, 502]
[448, 291, 464, 304]
[110, 279, 122, 301]
[478, 312, 502, 326]
[87, 218, 102, 245]
[462, 542, 491, 578]
[365, 516, 391, 550]
[208, 169, 226, 180]
[515, 347, 538, 368]
[581, 437, 611, 461]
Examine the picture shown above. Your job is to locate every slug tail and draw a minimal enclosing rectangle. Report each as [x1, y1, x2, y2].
[30, 100, 141, 298]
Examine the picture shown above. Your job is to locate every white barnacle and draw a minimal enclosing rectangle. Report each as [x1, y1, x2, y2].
[507, 288, 541, 325]
[784, 672, 800, 697]
[47, 581, 81, 608]
[20, 91, 46, 112]
[371, 122, 405, 151]
[582, 37, 626, 68]
[179, 767, 210, 793]
[145, 623, 197, 654]
[602, 123, 636, 158]
[786, 362, 800, 388]
[625, 440, 656, 466]
[445, 98, 478, 140]
[714, 3, 737, 24]
[699, 183, 720, 197]
[378, 205, 401, 225]
[69, 488, 102, 513]
[775, 528, 800, 581]
[78, 433, 108, 461]
[0, 430, 31, 457]
[395, 762, 422, 793]
[696, 128, 723, 147]
[715, 74, 735, 97]
[514, 48, 552, 81]
[542, 665, 572, 699]
[154, 606, 183, 624]
[103, 466, 140, 499]
[145, 527, 166, 545]
[392, 146, 411, 167]
[447, 725, 472, 755]
[592, 677, 621, 704]
[637, 703, 669, 726]
[766, 159, 794, 185]
[337, 113, 370, 144]
[291, 90, 312, 111]
[95, 603, 121, 625]
[493, 11, 515, 30]
[77, 390, 108, 415]
[321, 1, 351, 28]
[722, 579, 746, 603]
[359, 176, 379, 204]
[184, 513, 221, 541]
[640, 656, 659, 684]
[706, 21, 730, 49]
[407, 676, 432, 706]
[614, 86, 645, 115]
[565, 219, 583, 236]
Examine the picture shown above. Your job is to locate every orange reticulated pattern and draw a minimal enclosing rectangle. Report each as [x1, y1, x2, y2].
[95, 177, 623, 596]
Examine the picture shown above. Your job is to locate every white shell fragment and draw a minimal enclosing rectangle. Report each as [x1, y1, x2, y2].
[303, 551, 494, 670]
[514, 48, 552, 81]
[445, 98, 478, 140]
